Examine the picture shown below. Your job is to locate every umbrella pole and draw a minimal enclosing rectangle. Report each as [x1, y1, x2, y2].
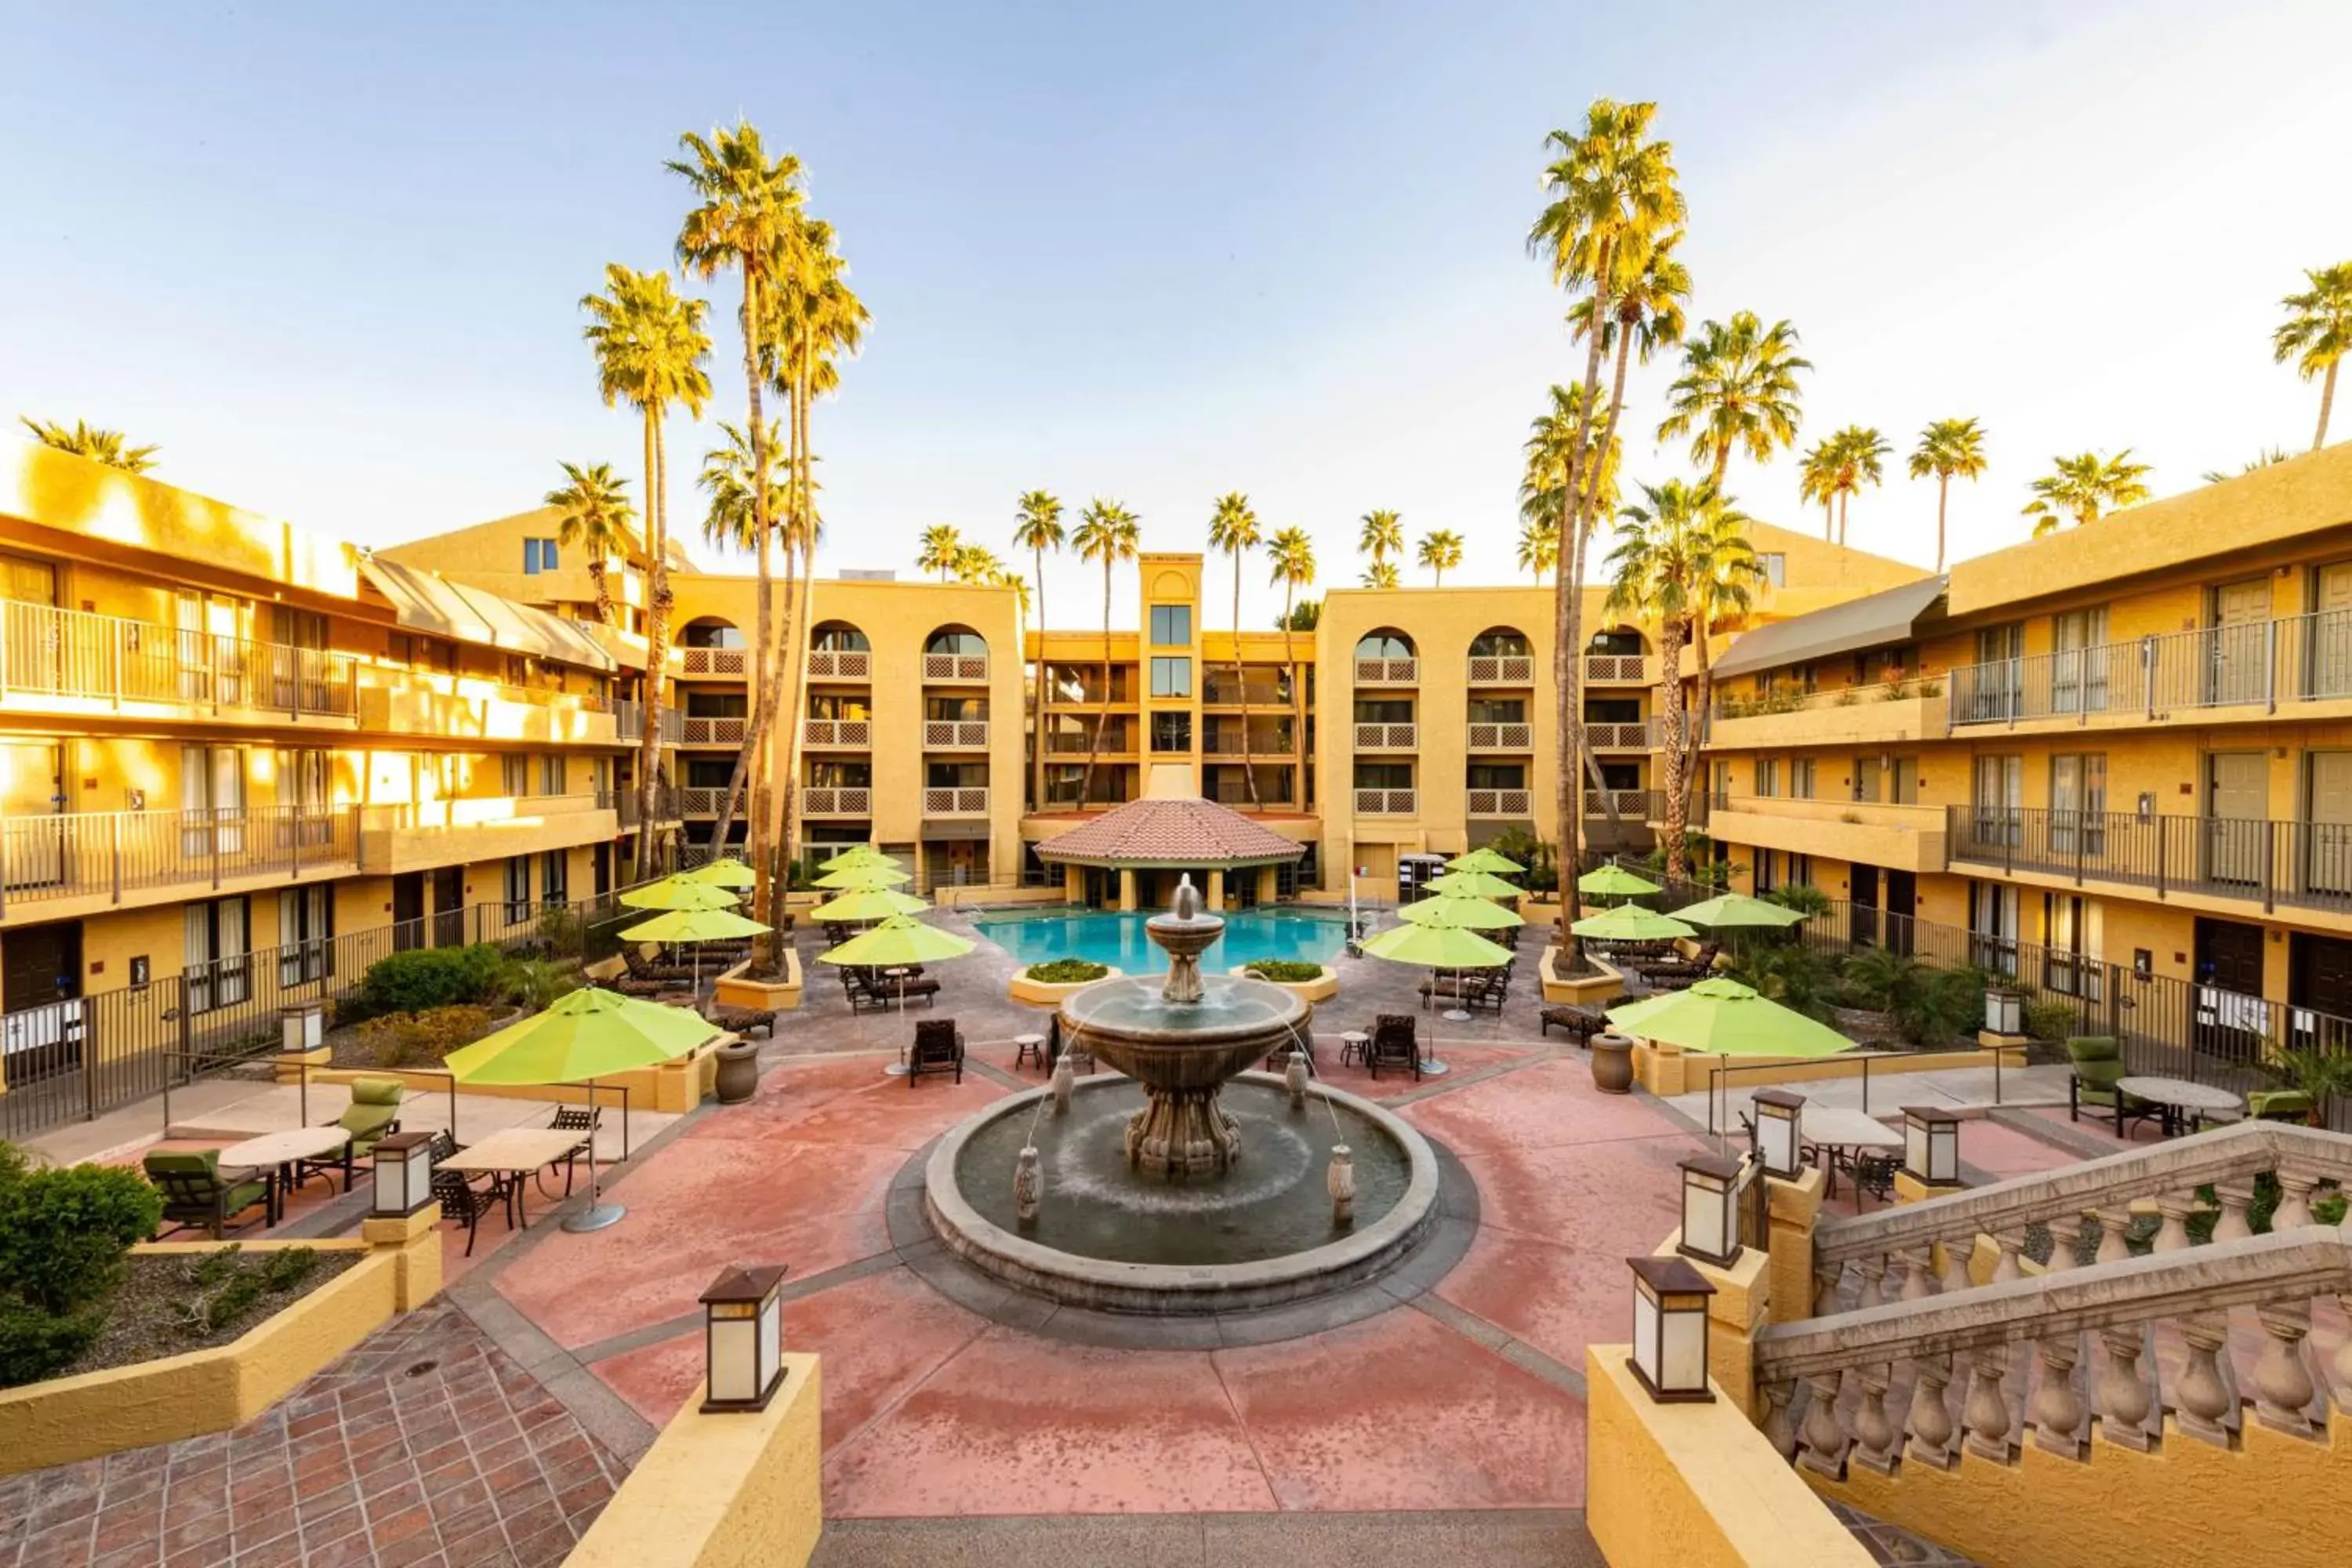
[561, 1078, 625, 1232]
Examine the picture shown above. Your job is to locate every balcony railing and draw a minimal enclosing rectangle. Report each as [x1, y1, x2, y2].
[1584, 788, 1652, 818]
[1047, 728, 1134, 755]
[1466, 788, 1531, 817]
[1203, 732, 1295, 756]
[1, 601, 358, 718]
[679, 714, 746, 746]
[1467, 654, 1535, 684]
[923, 653, 989, 682]
[614, 701, 684, 743]
[679, 646, 746, 677]
[1947, 804, 2352, 916]
[1, 805, 357, 913]
[1354, 722, 1417, 750]
[1353, 657, 1418, 686]
[922, 787, 989, 816]
[1584, 721, 1650, 750]
[1583, 653, 1650, 684]
[1203, 676, 1293, 706]
[804, 648, 871, 680]
[615, 784, 682, 829]
[923, 720, 989, 749]
[1948, 609, 2352, 728]
[802, 718, 871, 748]
[1354, 788, 1416, 815]
[1467, 721, 1533, 750]
[802, 787, 873, 817]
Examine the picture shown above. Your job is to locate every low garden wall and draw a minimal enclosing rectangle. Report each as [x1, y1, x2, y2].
[1631, 1040, 2029, 1098]
[713, 948, 804, 1013]
[1540, 946, 1624, 1004]
[1006, 966, 1123, 1006]
[1239, 964, 1338, 1004]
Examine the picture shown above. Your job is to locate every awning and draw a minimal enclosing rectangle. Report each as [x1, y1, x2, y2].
[359, 557, 615, 673]
[1711, 574, 1948, 680]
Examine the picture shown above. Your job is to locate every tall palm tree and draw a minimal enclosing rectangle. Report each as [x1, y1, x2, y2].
[2274, 262, 2352, 451]
[1602, 481, 1708, 879]
[17, 418, 159, 474]
[543, 461, 637, 627]
[1416, 529, 1464, 586]
[1011, 490, 1065, 811]
[1529, 100, 1682, 951]
[1676, 491, 1759, 809]
[916, 524, 964, 580]
[1908, 417, 1987, 572]
[1520, 383, 1621, 554]
[2024, 451, 2152, 536]
[1796, 440, 1840, 541]
[1267, 526, 1316, 808]
[1072, 499, 1140, 808]
[695, 422, 786, 554]
[582, 263, 712, 873]
[1208, 493, 1264, 808]
[1515, 518, 1559, 583]
[1657, 312, 1809, 491]
[1821, 425, 1889, 546]
[952, 543, 1004, 583]
[1357, 510, 1403, 579]
[1361, 560, 1401, 589]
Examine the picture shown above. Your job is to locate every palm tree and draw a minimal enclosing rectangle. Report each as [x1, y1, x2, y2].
[1011, 490, 1065, 811]
[1677, 492, 1759, 808]
[1796, 440, 1840, 541]
[1821, 425, 1889, 546]
[2024, 451, 2153, 536]
[1658, 312, 1809, 490]
[1357, 510, 1403, 579]
[2201, 448, 2292, 485]
[1209, 493, 1264, 808]
[952, 543, 1004, 583]
[543, 462, 637, 627]
[1072, 499, 1140, 808]
[1528, 100, 1682, 950]
[1515, 518, 1559, 583]
[1520, 383, 1621, 553]
[1360, 560, 1401, 589]
[2274, 262, 2352, 450]
[582, 263, 712, 873]
[695, 422, 786, 554]
[1908, 418, 1987, 572]
[1416, 529, 1463, 586]
[916, 524, 964, 580]
[17, 417, 159, 474]
[1604, 481, 1703, 879]
[1267, 527, 1317, 800]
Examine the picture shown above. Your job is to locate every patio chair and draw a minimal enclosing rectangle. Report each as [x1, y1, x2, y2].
[2248, 1089, 2317, 1124]
[298, 1076, 404, 1192]
[909, 1018, 965, 1086]
[1540, 1003, 1606, 1043]
[144, 1149, 271, 1240]
[432, 1166, 509, 1257]
[547, 1105, 600, 1196]
[1368, 1014, 1421, 1082]
[2065, 1036, 2129, 1131]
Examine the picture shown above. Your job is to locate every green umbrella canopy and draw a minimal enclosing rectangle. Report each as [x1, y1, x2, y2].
[818, 844, 894, 871]
[1570, 904, 1696, 942]
[1578, 864, 1663, 898]
[620, 876, 742, 912]
[684, 857, 758, 890]
[1447, 847, 1526, 876]
[1397, 891, 1525, 931]
[1605, 977, 1856, 1058]
[1423, 870, 1523, 900]
[1359, 921, 1511, 969]
[444, 987, 715, 1086]
[816, 915, 975, 967]
[620, 908, 773, 943]
[812, 862, 914, 890]
[809, 887, 930, 923]
[1671, 893, 1811, 930]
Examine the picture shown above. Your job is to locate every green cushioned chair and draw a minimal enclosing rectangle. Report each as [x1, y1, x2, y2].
[299, 1076, 405, 1193]
[2249, 1088, 2316, 1124]
[144, 1148, 270, 1240]
[2066, 1036, 2129, 1131]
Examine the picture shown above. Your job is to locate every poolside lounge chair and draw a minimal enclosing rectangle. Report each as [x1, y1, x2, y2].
[1368, 1014, 1421, 1082]
[297, 1076, 403, 1192]
[1541, 1003, 1607, 1043]
[2248, 1089, 2317, 1123]
[145, 1149, 271, 1240]
[2065, 1036, 2129, 1131]
[909, 1018, 965, 1086]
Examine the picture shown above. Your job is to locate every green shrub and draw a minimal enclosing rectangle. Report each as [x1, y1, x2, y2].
[535, 905, 587, 959]
[1842, 949, 1986, 1045]
[187, 1244, 241, 1289]
[1243, 960, 1324, 983]
[261, 1247, 318, 1293]
[495, 957, 580, 1012]
[1729, 943, 1841, 1022]
[2317, 1193, 2348, 1225]
[0, 1304, 100, 1386]
[2024, 998, 2081, 1042]
[0, 1142, 31, 1204]
[1762, 884, 1831, 916]
[354, 1006, 493, 1068]
[343, 945, 504, 1023]
[0, 1163, 163, 1316]
[1026, 959, 1109, 984]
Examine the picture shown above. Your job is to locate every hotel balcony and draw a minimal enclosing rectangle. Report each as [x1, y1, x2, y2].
[1203, 732, 1295, 757]
[804, 648, 872, 681]
[801, 718, 871, 748]
[1354, 788, 1416, 816]
[1201, 676, 1292, 708]
[1466, 788, 1532, 818]
[357, 792, 616, 875]
[1946, 805, 2352, 924]
[1947, 611, 2352, 735]
[1047, 728, 1134, 757]
[1707, 683, 1947, 750]
[613, 701, 684, 745]
[1583, 653, 1652, 685]
[678, 645, 747, 678]
[922, 720, 989, 750]
[923, 652, 989, 683]
[0, 805, 358, 920]
[1584, 721, 1652, 751]
[1352, 657, 1418, 688]
[1586, 787, 1654, 819]
[1467, 721, 1534, 751]
[354, 677, 619, 746]
[678, 714, 746, 746]
[1708, 796, 1947, 874]
[921, 786, 990, 817]
[1, 600, 358, 725]
[615, 783, 683, 831]
[1354, 722, 1417, 750]
[1466, 654, 1536, 685]
[800, 786, 873, 818]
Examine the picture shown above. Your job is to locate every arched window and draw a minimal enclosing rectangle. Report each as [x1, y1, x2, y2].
[811, 622, 869, 652]
[1587, 626, 1646, 656]
[1469, 627, 1530, 658]
[1354, 629, 1417, 661]
[679, 617, 744, 650]
[925, 626, 988, 658]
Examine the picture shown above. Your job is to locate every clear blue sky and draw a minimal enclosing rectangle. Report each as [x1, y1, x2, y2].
[4, 1, 2347, 627]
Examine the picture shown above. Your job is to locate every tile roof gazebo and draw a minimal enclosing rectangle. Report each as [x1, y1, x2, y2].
[1035, 795, 1307, 913]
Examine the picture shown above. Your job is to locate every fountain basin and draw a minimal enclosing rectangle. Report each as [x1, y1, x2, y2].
[924, 1072, 1439, 1315]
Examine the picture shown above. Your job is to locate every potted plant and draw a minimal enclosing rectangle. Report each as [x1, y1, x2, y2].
[1589, 1030, 1635, 1094]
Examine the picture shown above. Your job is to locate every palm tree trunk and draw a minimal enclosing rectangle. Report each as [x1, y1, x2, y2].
[588, 561, 614, 627]
[1079, 567, 1111, 808]
[1679, 592, 1714, 828]
[1279, 586, 1297, 822]
[1030, 544, 1046, 814]
[1657, 615, 1690, 881]
[1838, 492, 1849, 546]
[2318, 360, 2339, 452]
[771, 350, 814, 948]
[635, 405, 670, 876]
[1234, 555, 1259, 809]
[1553, 241, 1614, 964]
[1935, 475, 1950, 572]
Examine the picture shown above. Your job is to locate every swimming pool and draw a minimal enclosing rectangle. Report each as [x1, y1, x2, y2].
[971, 908, 1350, 973]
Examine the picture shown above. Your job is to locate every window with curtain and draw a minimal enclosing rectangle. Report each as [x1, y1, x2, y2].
[539, 754, 564, 796]
[539, 851, 568, 908]
[502, 754, 530, 797]
[1790, 759, 1817, 799]
[2050, 753, 2109, 855]
[278, 885, 334, 987]
[184, 897, 250, 1014]
[1753, 758, 1779, 799]
[503, 857, 532, 922]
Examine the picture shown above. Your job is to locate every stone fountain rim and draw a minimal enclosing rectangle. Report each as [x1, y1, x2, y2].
[922, 1070, 1439, 1314]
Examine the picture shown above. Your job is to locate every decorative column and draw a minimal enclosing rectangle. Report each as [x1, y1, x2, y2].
[1988, 1229, 2027, 1283]
[1904, 1356, 1956, 1469]
[1853, 1255, 1889, 1310]
[1849, 1363, 1901, 1474]
[1894, 1247, 1939, 1302]
[1759, 1377, 1798, 1459]
[2151, 1193, 2198, 1254]
[1936, 1235, 1974, 1294]
[2027, 1334, 2087, 1459]
[1206, 869, 1225, 912]
[2210, 1184, 2255, 1243]
[2093, 1207, 2135, 1265]
[2096, 1323, 2154, 1452]
[1962, 1346, 2014, 1462]
[1117, 869, 1138, 912]
[2251, 1302, 2319, 1439]
[2274, 1171, 2319, 1230]
[1796, 1371, 1848, 1477]
[2172, 1314, 2235, 1446]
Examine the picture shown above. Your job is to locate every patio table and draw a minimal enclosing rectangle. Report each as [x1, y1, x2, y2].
[441, 1127, 598, 1229]
[2117, 1075, 2244, 1138]
[1798, 1108, 1903, 1200]
[218, 1126, 352, 1225]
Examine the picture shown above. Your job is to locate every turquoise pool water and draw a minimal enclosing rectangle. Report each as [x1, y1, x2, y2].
[972, 908, 1349, 973]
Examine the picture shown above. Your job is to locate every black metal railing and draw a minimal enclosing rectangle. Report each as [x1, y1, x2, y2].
[1947, 608, 2352, 728]
[1947, 805, 2352, 917]
[0, 805, 358, 915]
[0, 601, 358, 718]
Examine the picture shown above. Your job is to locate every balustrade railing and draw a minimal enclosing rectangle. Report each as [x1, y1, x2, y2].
[1203, 732, 1294, 756]
[1583, 787, 1650, 818]
[1467, 654, 1535, 684]
[1353, 658, 1418, 685]
[1583, 653, 1651, 683]
[921, 786, 989, 815]
[1467, 721, 1533, 750]
[923, 720, 989, 748]
[801, 718, 871, 748]
[1352, 788, 1415, 815]
[1585, 721, 1650, 750]
[1947, 609, 2352, 728]
[1466, 788, 1532, 817]
[802, 786, 873, 816]
[1203, 676, 1292, 706]
[679, 714, 746, 746]
[1947, 804, 2352, 917]
[1046, 728, 1133, 754]
[679, 646, 746, 677]
[1, 601, 358, 717]
[0, 805, 357, 913]
[613, 701, 683, 743]
[804, 648, 871, 680]
[923, 653, 989, 682]
[1354, 722, 1417, 750]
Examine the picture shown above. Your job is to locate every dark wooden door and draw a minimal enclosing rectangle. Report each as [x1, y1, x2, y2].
[430, 866, 465, 947]
[2, 920, 82, 1080]
[1884, 871, 1917, 955]
[393, 873, 426, 950]
[1849, 866, 1881, 947]
[2194, 917, 2267, 1062]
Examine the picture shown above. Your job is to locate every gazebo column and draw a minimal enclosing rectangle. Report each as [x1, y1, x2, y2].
[1207, 869, 1225, 912]
[1118, 869, 1138, 911]
[1063, 865, 1084, 904]
[1258, 866, 1278, 904]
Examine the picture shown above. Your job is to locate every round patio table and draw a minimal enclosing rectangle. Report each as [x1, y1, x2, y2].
[217, 1126, 352, 1225]
[2117, 1075, 2244, 1137]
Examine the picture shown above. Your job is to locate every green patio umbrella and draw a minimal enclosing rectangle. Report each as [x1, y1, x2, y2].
[1578, 863, 1662, 898]
[1359, 921, 1511, 967]
[1397, 891, 1524, 931]
[445, 988, 717, 1232]
[620, 875, 742, 912]
[812, 862, 913, 890]
[620, 906, 774, 993]
[818, 844, 893, 871]
[1447, 848, 1525, 876]
[684, 856, 758, 889]
[1570, 904, 1696, 942]
[1605, 977, 1856, 1058]
[818, 915, 976, 1025]
[809, 887, 929, 923]
[1423, 869, 1523, 900]
[1670, 893, 1809, 931]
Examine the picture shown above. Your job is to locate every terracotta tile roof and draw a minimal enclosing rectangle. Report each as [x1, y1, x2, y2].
[1034, 797, 1308, 867]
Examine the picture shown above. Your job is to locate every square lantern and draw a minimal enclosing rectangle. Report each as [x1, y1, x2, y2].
[1751, 1088, 1806, 1180]
[1984, 987, 2025, 1036]
[1676, 1153, 1744, 1269]
[700, 1265, 789, 1414]
[371, 1131, 436, 1218]
[1902, 1105, 1962, 1187]
[281, 1001, 325, 1055]
[1627, 1256, 1717, 1404]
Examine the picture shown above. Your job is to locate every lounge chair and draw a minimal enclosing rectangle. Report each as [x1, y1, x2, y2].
[298, 1076, 404, 1192]
[2065, 1036, 2129, 1131]
[2248, 1089, 2316, 1124]
[1541, 1003, 1607, 1042]
[909, 1018, 965, 1086]
[145, 1149, 271, 1240]
[1368, 1014, 1421, 1081]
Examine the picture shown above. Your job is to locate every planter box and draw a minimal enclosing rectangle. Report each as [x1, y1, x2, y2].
[1541, 946, 1624, 1004]
[1007, 967, 1123, 1006]
[714, 948, 803, 1013]
[1239, 964, 1339, 1004]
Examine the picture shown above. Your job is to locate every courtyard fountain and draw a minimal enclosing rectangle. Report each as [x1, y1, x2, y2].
[924, 877, 1441, 1315]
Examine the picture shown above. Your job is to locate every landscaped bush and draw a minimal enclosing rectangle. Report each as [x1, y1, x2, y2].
[342, 944, 505, 1023]
[1840, 949, 1986, 1046]
[352, 1006, 495, 1068]
[2024, 998, 2081, 1041]
[1728, 943, 1841, 1022]
[1243, 960, 1325, 983]
[495, 956, 580, 1012]
[1026, 959, 1109, 985]
[1761, 884, 1831, 916]
[0, 1305, 100, 1386]
[0, 1162, 163, 1316]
